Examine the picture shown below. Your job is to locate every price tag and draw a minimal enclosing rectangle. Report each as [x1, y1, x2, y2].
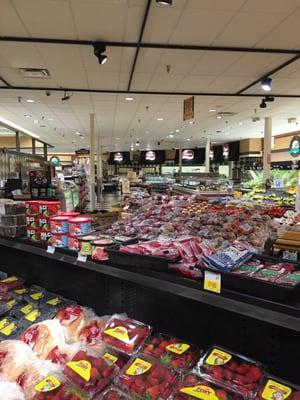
[47, 246, 55, 254]
[77, 254, 87, 263]
[204, 270, 221, 294]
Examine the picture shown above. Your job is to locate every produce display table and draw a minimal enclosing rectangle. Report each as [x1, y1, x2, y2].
[0, 237, 299, 383]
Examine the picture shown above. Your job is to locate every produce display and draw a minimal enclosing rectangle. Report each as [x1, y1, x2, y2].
[0, 199, 26, 238]
[0, 273, 296, 399]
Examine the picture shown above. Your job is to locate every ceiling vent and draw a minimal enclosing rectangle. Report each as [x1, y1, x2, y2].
[217, 112, 237, 117]
[19, 68, 50, 78]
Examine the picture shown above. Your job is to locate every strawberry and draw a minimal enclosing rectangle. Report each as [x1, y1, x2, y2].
[146, 384, 161, 399]
[236, 363, 250, 375]
[245, 366, 263, 383]
[227, 361, 238, 371]
[215, 389, 228, 400]
[212, 365, 224, 380]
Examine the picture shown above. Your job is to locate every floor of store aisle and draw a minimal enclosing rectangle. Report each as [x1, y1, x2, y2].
[95, 192, 122, 211]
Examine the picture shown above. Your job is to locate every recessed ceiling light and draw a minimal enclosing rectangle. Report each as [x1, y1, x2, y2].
[175, 129, 180, 133]
[145, 131, 150, 134]
[24, 114, 31, 118]
[239, 122, 243, 126]
[156, 0, 172, 5]
[33, 120, 38, 124]
[189, 121, 194, 125]
[76, 131, 81, 135]
[157, 118, 164, 121]
[125, 97, 134, 101]
[169, 130, 174, 133]
[47, 118, 54, 121]
[116, 137, 120, 140]
[209, 109, 216, 112]
[216, 115, 222, 120]
[80, 135, 84, 139]
[186, 138, 191, 141]
[26, 99, 35, 103]
[168, 134, 174, 138]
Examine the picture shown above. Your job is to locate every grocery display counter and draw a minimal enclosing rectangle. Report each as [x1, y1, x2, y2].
[0, 237, 299, 383]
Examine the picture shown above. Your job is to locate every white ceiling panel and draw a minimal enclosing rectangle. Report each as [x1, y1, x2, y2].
[36, 44, 84, 71]
[49, 69, 88, 89]
[175, 76, 215, 92]
[241, 0, 300, 14]
[0, 43, 46, 69]
[187, 0, 246, 11]
[190, 52, 241, 76]
[0, 0, 28, 36]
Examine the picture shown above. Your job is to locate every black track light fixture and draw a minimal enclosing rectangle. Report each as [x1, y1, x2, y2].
[93, 42, 108, 65]
[61, 90, 71, 101]
[265, 96, 275, 102]
[259, 98, 267, 109]
[261, 77, 272, 91]
[156, 0, 172, 5]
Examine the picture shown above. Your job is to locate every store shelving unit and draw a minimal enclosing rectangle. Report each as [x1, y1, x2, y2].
[0, 237, 299, 384]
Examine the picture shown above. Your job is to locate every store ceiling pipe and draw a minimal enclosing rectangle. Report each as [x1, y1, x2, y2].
[263, 117, 272, 183]
[205, 138, 210, 173]
[89, 113, 96, 211]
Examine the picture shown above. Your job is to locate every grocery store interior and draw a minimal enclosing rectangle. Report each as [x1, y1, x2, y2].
[0, 0, 300, 398]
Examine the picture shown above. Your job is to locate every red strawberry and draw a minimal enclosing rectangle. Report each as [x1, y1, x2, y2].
[224, 369, 234, 381]
[215, 389, 228, 400]
[245, 366, 263, 383]
[212, 365, 224, 380]
[236, 364, 250, 375]
[228, 361, 238, 371]
[146, 384, 161, 399]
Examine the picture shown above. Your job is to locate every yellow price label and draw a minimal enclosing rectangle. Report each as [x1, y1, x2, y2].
[204, 271, 221, 294]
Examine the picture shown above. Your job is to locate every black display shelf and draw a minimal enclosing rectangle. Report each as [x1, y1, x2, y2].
[0, 237, 299, 383]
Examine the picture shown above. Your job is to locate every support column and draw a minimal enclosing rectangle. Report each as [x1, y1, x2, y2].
[263, 117, 272, 183]
[89, 113, 96, 211]
[205, 138, 210, 173]
[15, 131, 20, 152]
[96, 134, 102, 203]
[178, 145, 182, 181]
[43, 143, 48, 161]
[32, 138, 36, 156]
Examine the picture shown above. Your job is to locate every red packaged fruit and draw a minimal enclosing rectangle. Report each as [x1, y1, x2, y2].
[117, 353, 178, 400]
[102, 316, 151, 355]
[0, 276, 24, 293]
[257, 376, 300, 400]
[32, 374, 89, 400]
[97, 386, 130, 400]
[171, 373, 243, 400]
[63, 350, 117, 397]
[198, 346, 265, 398]
[142, 333, 201, 371]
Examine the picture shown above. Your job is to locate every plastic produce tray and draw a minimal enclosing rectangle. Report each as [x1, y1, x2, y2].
[200, 254, 300, 301]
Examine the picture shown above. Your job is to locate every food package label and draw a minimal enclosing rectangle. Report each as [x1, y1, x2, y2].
[104, 326, 130, 343]
[205, 348, 232, 365]
[67, 360, 92, 382]
[35, 376, 61, 392]
[180, 385, 219, 400]
[126, 357, 152, 376]
[262, 379, 292, 400]
[166, 343, 190, 355]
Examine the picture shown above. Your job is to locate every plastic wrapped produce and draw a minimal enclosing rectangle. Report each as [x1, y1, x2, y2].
[97, 386, 130, 400]
[0, 317, 23, 340]
[117, 353, 178, 400]
[55, 305, 95, 343]
[102, 315, 151, 356]
[0, 378, 25, 400]
[142, 333, 201, 372]
[196, 346, 265, 398]
[78, 317, 108, 355]
[256, 376, 300, 400]
[0, 276, 24, 293]
[170, 373, 243, 400]
[63, 350, 118, 397]
[32, 373, 89, 400]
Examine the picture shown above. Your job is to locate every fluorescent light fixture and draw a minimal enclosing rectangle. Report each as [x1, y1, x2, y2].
[156, 0, 172, 4]
[145, 131, 150, 134]
[239, 122, 243, 126]
[125, 97, 134, 101]
[175, 129, 180, 133]
[168, 134, 174, 138]
[116, 137, 120, 140]
[189, 121, 194, 125]
[169, 131, 174, 133]
[186, 138, 191, 141]
[0, 116, 40, 139]
[157, 117, 164, 121]
[47, 118, 54, 121]
[209, 109, 216, 112]
[261, 77, 272, 91]
[26, 99, 35, 103]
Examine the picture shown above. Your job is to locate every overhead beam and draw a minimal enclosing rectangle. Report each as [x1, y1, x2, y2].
[237, 54, 300, 94]
[1, 35, 300, 55]
[127, 0, 152, 91]
[0, 75, 11, 87]
[2, 85, 300, 98]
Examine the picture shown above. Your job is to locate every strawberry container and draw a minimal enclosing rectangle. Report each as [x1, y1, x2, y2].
[142, 333, 201, 372]
[117, 353, 178, 400]
[170, 373, 243, 400]
[26, 214, 39, 228]
[97, 386, 130, 400]
[197, 346, 265, 398]
[32, 373, 89, 400]
[102, 316, 152, 356]
[63, 350, 118, 397]
[51, 232, 68, 248]
[39, 229, 52, 243]
[102, 348, 129, 370]
[257, 376, 300, 400]
[0, 276, 24, 293]
[68, 235, 81, 251]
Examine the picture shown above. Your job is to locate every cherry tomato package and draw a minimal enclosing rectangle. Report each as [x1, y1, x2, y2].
[32, 373, 89, 400]
[197, 346, 265, 398]
[170, 373, 243, 400]
[142, 333, 201, 372]
[63, 350, 118, 397]
[97, 386, 130, 400]
[117, 353, 178, 400]
[102, 316, 152, 356]
[257, 376, 300, 400]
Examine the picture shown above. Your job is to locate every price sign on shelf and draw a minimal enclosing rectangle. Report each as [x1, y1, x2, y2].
[204, 270, 221, 294]
[46, 246, 55, 254]
[77, 254, 87, 263]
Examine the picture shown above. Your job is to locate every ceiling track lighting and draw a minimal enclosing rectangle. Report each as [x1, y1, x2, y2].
[259, 98, 267, 109]
[265, 96, 275, 102]
[93, 42, 108, 65]
[261, 77, 272, 91]
[61, 90, 72, 101]
[156, 0, 172, 4]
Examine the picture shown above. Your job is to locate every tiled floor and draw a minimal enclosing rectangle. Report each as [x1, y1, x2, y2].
[95, 192, 122, 211]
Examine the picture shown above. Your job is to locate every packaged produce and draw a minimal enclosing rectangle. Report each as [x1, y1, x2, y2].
[64, 350, 117, 397]
[68, 235, 81, 251]
[117, 353, 178, 400]
[32, 373, 89, 400]
[257, 376, 300, 400]
[55, 305, 94, 343]
[39, 230, 52, 243]
[21, 308, 56, 326]
[60, 211, 80, 218]
[197, 346, 265, 398]
[98, 386, 130, 400]
[78, 317, 108, 354]
[51, 232, 68, 248]
[0, 379, 25, 400]
[49, 216, 69, 233]
[170, 373, 243, 400]
[232, 263, 264, 277]
[91, 239, 113, 261]
[0, 276, 24, 293]
[102, 316, 151, 355]
[26, 214, 39, 228]
[202, 244, 253, 272]
[0, 224, 26, 238]
[39, 201, 61, 218]
[79, 236, 95, 256]
[20, 319, 68, 361]
[69, 217, 92, 236]
[103, 348, 128, 369]
[41, 292, 73, 310]
[0, 317, 22, 339]
[253, 263, 295, 283]
[24, 286, 46, 305]
[276, 271, 300, 286]
[4, 296, 23, 311]
[142, 333, 201, 371]
[0, 214, 26, 226]
[38, 216, 51, 231]
[10, 302, 36, 320]
[26, 200, 40, 216]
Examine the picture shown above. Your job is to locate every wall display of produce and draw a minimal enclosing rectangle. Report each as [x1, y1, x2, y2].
[241, 170, 298, 191]
[0, 272, 297, 399]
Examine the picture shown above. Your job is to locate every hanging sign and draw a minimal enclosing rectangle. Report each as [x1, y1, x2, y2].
[289, 136, 300, 157]
[114, 152, 123, 162]
[223, 144, 229, 159]
[183, 96, 194, 121]
[182, 149, 194, 161]
[50, 156, 60, 167]
[145, 151, 156, 162]
[75, 148, 89, 155]
[209, 148, 214, 159]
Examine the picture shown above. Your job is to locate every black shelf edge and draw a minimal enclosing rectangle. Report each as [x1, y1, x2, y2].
[1, 237, 300, 332]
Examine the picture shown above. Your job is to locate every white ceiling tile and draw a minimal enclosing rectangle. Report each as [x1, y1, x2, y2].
[147, 73, 184, 91]
[187, 0, 246, 10]
[143, 7, 183, 43]
[175, 75, 215, 92]
[86, 71, 119, 90]
[191, 52, 241, 75]
[0, 0, 28, 36]
[241, 0, 300, 14]
[49, 69, 88, 88]
[36, 44, 85, 71]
